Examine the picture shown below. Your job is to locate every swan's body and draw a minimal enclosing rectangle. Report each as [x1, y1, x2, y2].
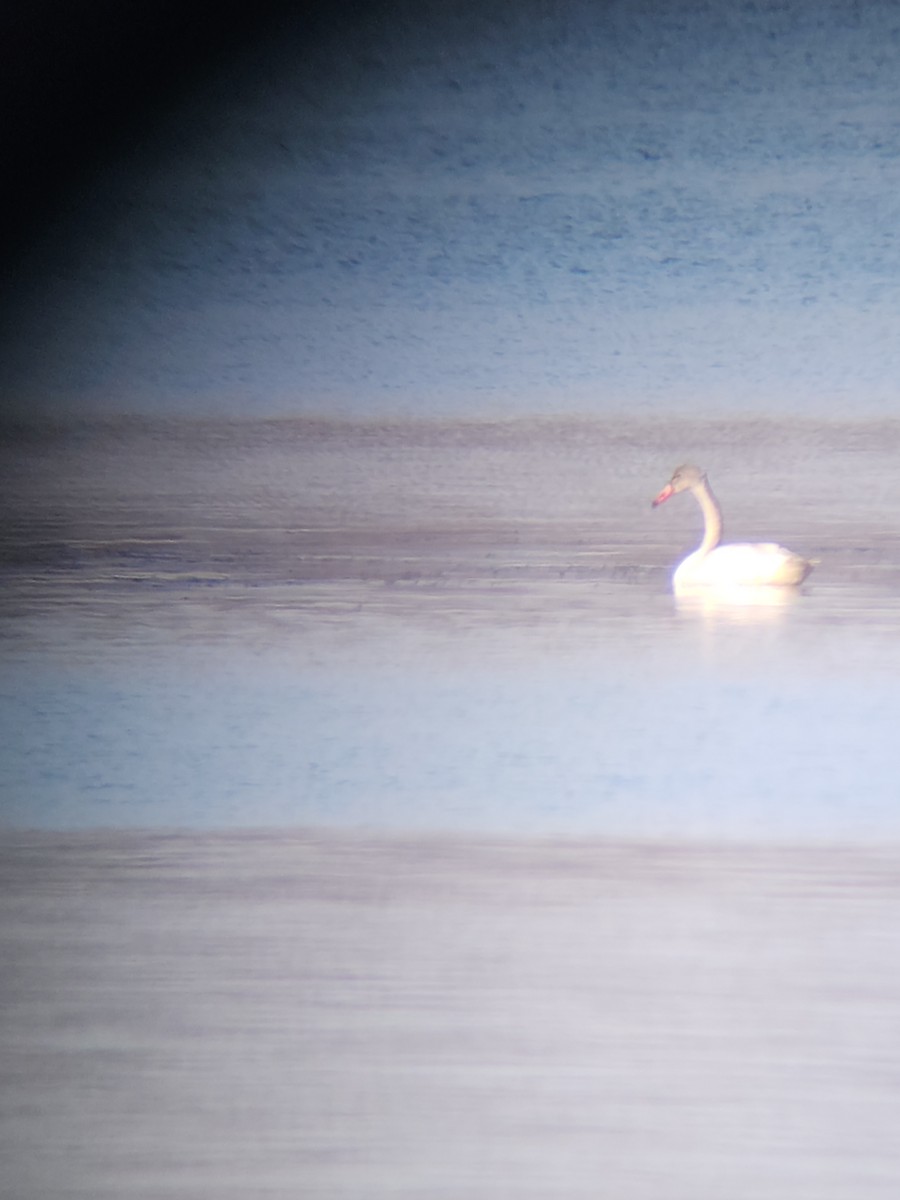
[652, 465, 812, 589]
[670, 542, 809, 589]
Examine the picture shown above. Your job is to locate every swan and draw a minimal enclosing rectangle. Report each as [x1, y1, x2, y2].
[651, 465, 813, 589]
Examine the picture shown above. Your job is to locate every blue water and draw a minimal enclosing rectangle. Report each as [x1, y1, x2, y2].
[7, 16, 900, 1187]
[2, 416, 900, 839]
[4, 0, 900, 420]
[4, 625, 900, 839]
[4, 0, 900, 838]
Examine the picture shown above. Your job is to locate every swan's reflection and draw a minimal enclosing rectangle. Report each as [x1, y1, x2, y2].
[673, 580, 802, 622]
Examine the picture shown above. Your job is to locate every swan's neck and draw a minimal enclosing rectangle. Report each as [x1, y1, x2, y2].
[691, 477, 723, 557]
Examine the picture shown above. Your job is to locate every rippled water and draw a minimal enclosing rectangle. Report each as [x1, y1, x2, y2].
[6, 2, 900, 1192]
[5, 417, 900, 1197]
[2, 415, 900, 839]
[7, 0, 900, 421]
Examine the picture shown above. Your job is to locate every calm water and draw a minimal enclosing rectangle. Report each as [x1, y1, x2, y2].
[6, 4, 900, 1192]
[5, 830, 900, 1199]
[2, 415, 900, 839]
[6, 417, 900, 1198]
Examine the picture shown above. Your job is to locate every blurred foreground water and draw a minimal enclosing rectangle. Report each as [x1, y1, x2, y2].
[4, 416, 900, 1196]
[4, 830, 900, 1198]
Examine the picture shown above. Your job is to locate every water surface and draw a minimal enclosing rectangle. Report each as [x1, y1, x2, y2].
[5, 416, 900, 1197]
[5, 829, 900, 1199]
[2, 415, 899, 839]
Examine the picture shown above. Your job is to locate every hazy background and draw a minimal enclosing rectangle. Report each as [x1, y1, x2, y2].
[3, 0, 900, 423]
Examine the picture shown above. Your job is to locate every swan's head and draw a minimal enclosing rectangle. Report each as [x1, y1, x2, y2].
[652, 464, 705, 507]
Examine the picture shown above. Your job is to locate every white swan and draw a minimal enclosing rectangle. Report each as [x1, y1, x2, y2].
[652, 465, 813, 590]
